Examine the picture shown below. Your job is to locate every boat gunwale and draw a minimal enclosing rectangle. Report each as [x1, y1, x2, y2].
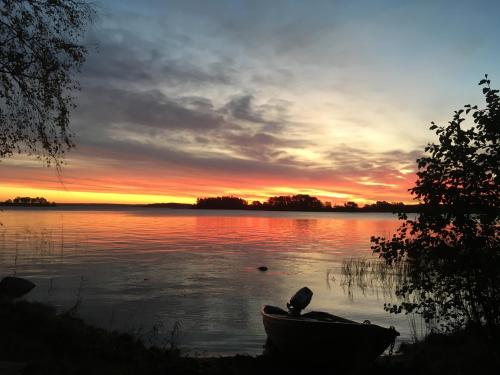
[261, 305, 365, 327]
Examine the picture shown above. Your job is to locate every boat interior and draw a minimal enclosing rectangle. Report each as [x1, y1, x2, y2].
[263, 305, 357, 324]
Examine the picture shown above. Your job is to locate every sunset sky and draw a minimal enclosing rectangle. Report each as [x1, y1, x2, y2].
[1, 0, 499, 204]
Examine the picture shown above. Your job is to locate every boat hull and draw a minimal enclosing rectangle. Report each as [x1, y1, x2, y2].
[262, 305, 398, 362]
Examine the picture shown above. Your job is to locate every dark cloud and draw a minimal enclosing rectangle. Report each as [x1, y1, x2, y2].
[82, 29, 233, 87]
[71, 18, 312, 172]
[75, 86, 225, 131]
[221, 131, 307, 162]
[224, 95, 265, 124]
[74, 137, 311, 178]
[159, 60, 233, 86]
[222, 94, 289, 133]
[82, 31, 154, 83]
[73, 84, 300, 162]
[177, 96, 215, 112]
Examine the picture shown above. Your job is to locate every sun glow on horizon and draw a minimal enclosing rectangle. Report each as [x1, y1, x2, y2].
[0, 185, 196, 205]
[0, 182, 416, 206]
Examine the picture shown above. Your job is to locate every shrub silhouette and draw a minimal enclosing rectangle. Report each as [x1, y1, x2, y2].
[371, 76, 499, 331]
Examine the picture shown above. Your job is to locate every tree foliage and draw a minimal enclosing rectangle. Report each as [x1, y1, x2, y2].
[3, 196, 54, 205]
[0, 0, 94, 164]
[266, 194, 323, 211]
[371, 76, 500, 331]
[196, 196, 248, 210]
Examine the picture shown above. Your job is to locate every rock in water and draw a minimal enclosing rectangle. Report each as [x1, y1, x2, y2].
[258, 266, 268, 271]
[0, 277, 36, 299]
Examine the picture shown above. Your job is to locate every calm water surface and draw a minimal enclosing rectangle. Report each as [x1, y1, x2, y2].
[0, 207, 420, 355]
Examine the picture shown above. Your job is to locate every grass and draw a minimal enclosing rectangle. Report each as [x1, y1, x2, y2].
[340, 257, 410, 299]
[340, 257, 433, 341]
[0, 299, 180, 374]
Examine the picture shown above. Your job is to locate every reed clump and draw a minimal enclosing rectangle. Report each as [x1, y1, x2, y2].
[340, 257, 410, 299]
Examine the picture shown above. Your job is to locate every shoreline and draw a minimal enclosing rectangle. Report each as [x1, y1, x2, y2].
[1, 298, 498, 374]
[0, 203, 413, 213]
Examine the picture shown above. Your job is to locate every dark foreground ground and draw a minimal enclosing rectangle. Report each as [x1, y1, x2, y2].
[1, 300, 499, 375]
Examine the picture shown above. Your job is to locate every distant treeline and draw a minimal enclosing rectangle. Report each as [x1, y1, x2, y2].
[193, 195, 421, 213]
[1, 197, 56, 206]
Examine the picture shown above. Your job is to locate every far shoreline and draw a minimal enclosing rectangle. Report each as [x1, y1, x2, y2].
[0, 202, 421, 213]
[0, 204, 411, 214]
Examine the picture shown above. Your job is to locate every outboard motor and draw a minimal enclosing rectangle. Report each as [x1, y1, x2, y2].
[287, 287, 313, 316]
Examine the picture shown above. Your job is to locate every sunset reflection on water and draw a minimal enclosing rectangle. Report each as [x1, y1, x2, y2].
[0, 207, 416, 355]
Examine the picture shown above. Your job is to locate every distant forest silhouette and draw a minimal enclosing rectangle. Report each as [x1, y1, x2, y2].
[0, 194, 453, 213]
[150, 194, 421, 213]
[1, 197, 56, 206]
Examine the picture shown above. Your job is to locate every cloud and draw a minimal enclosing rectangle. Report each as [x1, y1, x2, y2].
[75, 86, 226, 132]
[224, 95, 267, 124]
[1, 131, 421, 203]
[325, 146, 422, 175]
[82, 28, 234, 88]
[73, 7, 424, 187]
[219, 132, 304, 162]
[66, 133, 420, 195]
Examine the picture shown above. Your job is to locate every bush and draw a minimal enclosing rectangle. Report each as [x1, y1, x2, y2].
[371, 76, 499, 332]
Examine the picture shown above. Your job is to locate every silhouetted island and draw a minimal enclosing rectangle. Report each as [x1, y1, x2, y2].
[198, 195, 421, 212]
[149, 195, 422, 213]
[0, 196, 56, 207]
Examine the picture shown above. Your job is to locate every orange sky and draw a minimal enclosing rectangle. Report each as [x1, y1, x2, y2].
[0, 153, 417, 205]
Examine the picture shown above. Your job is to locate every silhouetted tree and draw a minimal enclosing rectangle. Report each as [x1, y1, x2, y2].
[372, 76, 500, 331]
[0, 0, 95, 164]
[266, 194, 323, 211]
[250, 200, 263, 209]
[343, 201, 359, 210]
[4, 196, 54, 205]
[196, 196, 248, 210]
[362, 201, 405, 212]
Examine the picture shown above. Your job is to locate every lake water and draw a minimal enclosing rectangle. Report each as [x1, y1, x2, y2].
[0, 207, 423, 355]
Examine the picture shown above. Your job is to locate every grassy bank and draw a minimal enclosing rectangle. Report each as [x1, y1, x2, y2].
[1, 299, 498, 374]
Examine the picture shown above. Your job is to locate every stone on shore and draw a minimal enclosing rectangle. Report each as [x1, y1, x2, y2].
[0, 277, 36, 299]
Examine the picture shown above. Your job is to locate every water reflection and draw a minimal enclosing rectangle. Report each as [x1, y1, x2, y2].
[0, 208, 409, 355]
